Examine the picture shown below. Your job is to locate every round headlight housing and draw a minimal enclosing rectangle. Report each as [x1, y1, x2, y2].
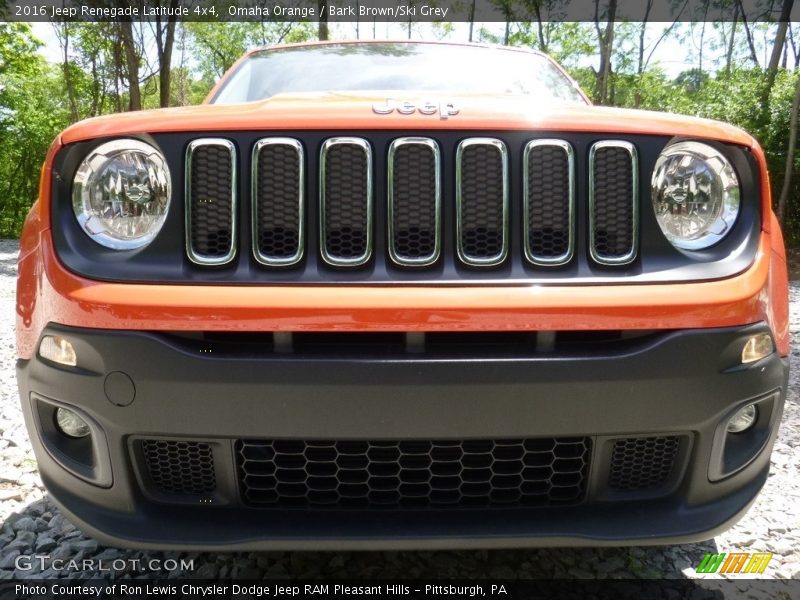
[72, 139, 171, 250]
[651, 141, 740, 251]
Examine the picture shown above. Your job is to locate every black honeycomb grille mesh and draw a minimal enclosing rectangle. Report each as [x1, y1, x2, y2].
[526, 145, 571, 261]
[458, 144, 505, 261]
[255, 144, 301, 261]
[391, 144, 437, 262]
[323, 143, 369, 261]
[608, 436, 679, 491]
[591, 146, 635, 261]
[189, 145, 233, 259]
[142, 440, 216, 496]
[236, 437, 591, 509]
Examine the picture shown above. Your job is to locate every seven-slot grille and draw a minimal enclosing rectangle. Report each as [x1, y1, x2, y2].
[236, 437, 591, 509]
[184, 136, 639, 269]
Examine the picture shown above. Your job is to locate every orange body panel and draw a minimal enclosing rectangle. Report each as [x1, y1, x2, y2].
[16, 43, 790, 361]
[16, 212, 789, 361]
[62, 98, 757, 147]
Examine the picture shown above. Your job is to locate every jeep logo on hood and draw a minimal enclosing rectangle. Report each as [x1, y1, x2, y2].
[372, 99, 460, 119]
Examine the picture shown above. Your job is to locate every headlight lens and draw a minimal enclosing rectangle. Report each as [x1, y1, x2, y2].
[651, 141, 740, 250]
[72, 139, 170, 250]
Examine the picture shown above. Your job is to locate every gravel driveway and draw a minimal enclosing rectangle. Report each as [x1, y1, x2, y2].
[0, 238, 797, 590]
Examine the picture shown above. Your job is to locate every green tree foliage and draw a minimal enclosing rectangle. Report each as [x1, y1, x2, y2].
[0, 24, 70, 238]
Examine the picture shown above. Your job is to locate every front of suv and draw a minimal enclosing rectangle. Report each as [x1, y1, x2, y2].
[16, 41, 789, 549]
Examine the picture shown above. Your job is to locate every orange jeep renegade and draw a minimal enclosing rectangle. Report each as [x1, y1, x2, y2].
[16, 41, 790, 549]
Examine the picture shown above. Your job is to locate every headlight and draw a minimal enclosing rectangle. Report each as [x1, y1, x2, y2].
[72, 139, 171, 250]
[651, 141, 740, 250]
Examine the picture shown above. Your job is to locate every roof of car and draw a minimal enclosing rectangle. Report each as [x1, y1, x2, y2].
[248, 39, 548, 57]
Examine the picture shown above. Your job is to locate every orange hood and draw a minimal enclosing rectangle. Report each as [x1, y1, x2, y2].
[60, 92, 756, 147]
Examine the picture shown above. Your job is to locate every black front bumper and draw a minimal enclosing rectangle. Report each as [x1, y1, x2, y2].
[17, 323, 788, 550]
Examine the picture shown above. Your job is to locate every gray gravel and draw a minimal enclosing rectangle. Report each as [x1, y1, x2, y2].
[0, 238, 797, 591]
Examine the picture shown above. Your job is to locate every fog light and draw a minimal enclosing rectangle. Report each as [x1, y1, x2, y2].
[55, 407, 91, 439]
[727, 404, 758, 434]
[741, 333, 773, 364]
[38, 336, 77, 367]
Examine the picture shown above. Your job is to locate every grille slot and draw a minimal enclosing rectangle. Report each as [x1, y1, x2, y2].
[141, 439, 216, 496]
[524, 140, 575, 265]
[252, 138, 304, 266]
[388, 137, 441, 266]
[589, 141, 638, 265]
[320, 137, 372, 267]
[236, 436, 590, 509]
[185, 139, 236, 265]
[456, 138, 509, 266]
[608, 436, 680, 491]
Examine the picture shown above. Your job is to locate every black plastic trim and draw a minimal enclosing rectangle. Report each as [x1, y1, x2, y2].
[30, 393, 113, 488]
[16, 322, 788, 549]
[50, 131, 761, 285]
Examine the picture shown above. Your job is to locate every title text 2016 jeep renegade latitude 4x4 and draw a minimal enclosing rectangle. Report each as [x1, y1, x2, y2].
[16, 41, 789, 549]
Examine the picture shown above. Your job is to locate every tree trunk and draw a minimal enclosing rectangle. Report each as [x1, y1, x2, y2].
[533, 3, 547, 52]
[112, 40, 123, 113]
[89, 54, 101, 116]
[768, 0, 793, 75]
[698, 20, 707, 74]
[160, 21, 175, 108]
[119, 22, 141, 111]
[697, 1, 710, 75]
[635, 1, 654, 108]
[60, 23, 79, 122]
[764, 0, 794, 94]
[737, 0, 760, 66]
[790, 25, 800, 69]
[177, 24, 188, 106]
[318, 0, 328, 40]
[726, 9, 738, 75]
[778, 71, 800, 224]
[468, 0, 476, 42]
[155, 2, 178, 108]
[757, 0, 794, 127]
[594, 0, 618, 105]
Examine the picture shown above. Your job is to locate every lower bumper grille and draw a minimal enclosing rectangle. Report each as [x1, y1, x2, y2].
[608, 436, 680, 491]
[141, 439, 216, 496]
[236, 437, 591, 509]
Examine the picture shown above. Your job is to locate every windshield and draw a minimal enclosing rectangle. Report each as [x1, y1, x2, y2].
[211, 43, 587, 105]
